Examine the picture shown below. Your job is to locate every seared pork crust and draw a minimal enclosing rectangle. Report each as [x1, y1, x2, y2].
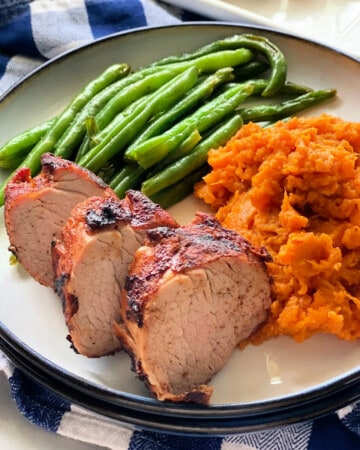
[4, 153, 114, 287]
[115, 212, 272, 404]
[125, 212, 271, 325]
[53, 191, 178, 358]
[85, 189, 179, 231]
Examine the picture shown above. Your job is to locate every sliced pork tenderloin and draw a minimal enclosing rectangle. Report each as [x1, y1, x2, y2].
[115, 212, 272, 404]
[53, 190, 179, 357]
[4, 153, 114, 287]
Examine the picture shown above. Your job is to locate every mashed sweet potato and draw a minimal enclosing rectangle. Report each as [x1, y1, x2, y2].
[195, 114, 360, 343]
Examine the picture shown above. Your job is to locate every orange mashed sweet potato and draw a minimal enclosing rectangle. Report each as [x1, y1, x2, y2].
[195, 114, 360, 344]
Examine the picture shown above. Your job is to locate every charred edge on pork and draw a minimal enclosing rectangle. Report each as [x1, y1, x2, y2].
[41, 152, 109, 188]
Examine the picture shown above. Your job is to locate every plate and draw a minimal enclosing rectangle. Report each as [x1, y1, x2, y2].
[1, 23, 360, 434]
[163, 0, 360, 57]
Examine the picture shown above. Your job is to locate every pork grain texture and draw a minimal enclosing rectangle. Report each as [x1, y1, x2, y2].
[4, 153, 114, 287]
[115, 212, 272, 404]
[53, 190, 179, 357]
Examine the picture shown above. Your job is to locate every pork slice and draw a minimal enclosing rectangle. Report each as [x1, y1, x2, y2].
[4, 153, 114, 287]
[115, 212, 272, 404]
[53, 190, 179, 358]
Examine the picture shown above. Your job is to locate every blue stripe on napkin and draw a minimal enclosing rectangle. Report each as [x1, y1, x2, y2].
[308, 414, 360, 450]
[0, 0, 41, 59]
[129, 430, 222, 450]
[9, 368, 71, 433]
[341, 403, 360, 436]
[0, 0, 31, 27]
[86, 0, 147, 39]
[0, 54, 9, 79]
[3, 353, 360, 450]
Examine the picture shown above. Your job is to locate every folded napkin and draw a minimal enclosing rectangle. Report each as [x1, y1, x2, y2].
[0, 0, 187, 94]
[1, 1, 360, 449]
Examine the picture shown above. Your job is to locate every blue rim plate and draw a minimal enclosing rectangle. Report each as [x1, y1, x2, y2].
[2, 329, 360, 435]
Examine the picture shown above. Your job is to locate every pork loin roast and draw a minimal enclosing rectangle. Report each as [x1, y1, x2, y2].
[4, 153, 114, 287]
[53, 190, 179, 357]
[115, 212, 272, 404]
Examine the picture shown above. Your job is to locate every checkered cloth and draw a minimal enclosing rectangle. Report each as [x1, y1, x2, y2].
[1, 1, 360, 449]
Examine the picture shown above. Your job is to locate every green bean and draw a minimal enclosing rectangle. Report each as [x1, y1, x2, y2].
[110, 164, 145, 198]
[79, 66, 200, 173]
[96, 160, 119, 184]
[233, 60, 270, 81]
[234, 79, 313, 96]
[225, 34, 288, 96]
[75, 71, 177, 160]
[78, 102, 153, 171]
[160, 48, 254, 74]
[125, 119, 199, 170]
[149, 165, 210, 209]
[240, 88, 337, 123]
[91, 70, 177, 132]
[75, 95, 150, 162]
[111, 129, 202, 198]
[165, 128, 202, 164]
[127, 67, 235, 151]
[141, 113, 244, 197]
[279, 81, 313, 95]
[84, 117, 98, 146]
[146, 36, 253, 66]
[0, 117, 56, 170]
[0, 64, 129, 206]
[145, 129, 202, 180]
[126, 83, 253, 169]
[147, 33, 287, 97]
[54, 65, 132, 159]
[0, 154, 26, 172]
[76, 127, 94, 161]
[95, 94, 151, 141]
[255, 79, 313, 96]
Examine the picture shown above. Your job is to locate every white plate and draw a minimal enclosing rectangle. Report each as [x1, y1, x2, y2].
[164, 0, 360, 57]
[1, 23, 360, 434]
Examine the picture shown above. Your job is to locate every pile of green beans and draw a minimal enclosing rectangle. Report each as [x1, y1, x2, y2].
[0, 33, 337, 207]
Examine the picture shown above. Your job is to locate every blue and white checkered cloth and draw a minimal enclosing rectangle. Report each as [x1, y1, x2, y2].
[1, 1, 360, 449]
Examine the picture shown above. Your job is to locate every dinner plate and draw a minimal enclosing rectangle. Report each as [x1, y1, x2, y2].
[163, 0, 360, 58]
[1, 23, 360, 434]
